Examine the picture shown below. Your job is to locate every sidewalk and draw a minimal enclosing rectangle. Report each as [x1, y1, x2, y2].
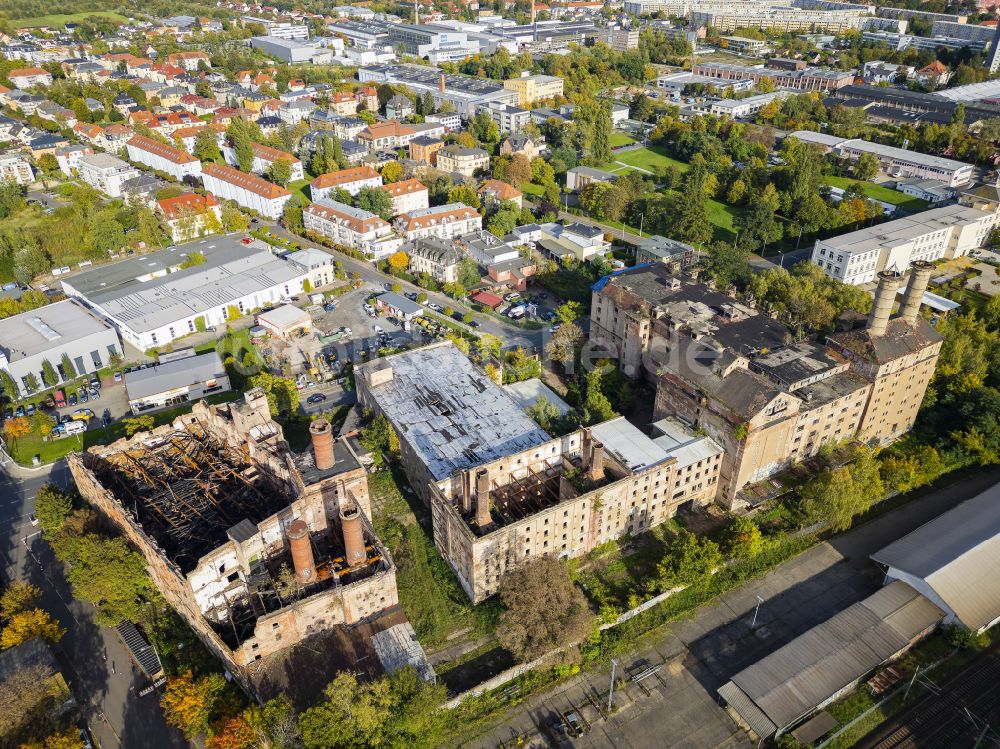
[463, 470, 998, 748]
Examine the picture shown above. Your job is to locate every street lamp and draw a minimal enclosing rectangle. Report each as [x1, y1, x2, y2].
[751, 595, 764, 629]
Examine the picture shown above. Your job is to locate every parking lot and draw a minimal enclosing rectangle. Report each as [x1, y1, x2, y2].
[3, 371, 133, 441]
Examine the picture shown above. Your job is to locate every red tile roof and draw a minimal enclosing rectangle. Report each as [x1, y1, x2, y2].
[158, 193, 220, 220]
[311, 165, 380, 189]
[203, 162, 291, 199]
[128, 134, 199, 165]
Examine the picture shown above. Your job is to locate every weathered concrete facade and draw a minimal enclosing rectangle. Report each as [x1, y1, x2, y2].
[68, 390, 397, 694]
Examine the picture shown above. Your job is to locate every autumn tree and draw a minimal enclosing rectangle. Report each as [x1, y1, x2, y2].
[3, 417, 31, 442]
[380, 160, 403, 184]
[0, 609, 65, 649]
[122, 415, 154, 437]
[387, 251, 409, 272]
[221, 203, 250, 233]
[161, 670, 229, 738]
[497, 556, 595, 661]
[658, 529, 722, 591]
[268, 158, 293, 187]
[545, 322, 583, 372]
[447, 183, 481, 210]
[0, 582, 40, 620]
[505, 153, 532, 187]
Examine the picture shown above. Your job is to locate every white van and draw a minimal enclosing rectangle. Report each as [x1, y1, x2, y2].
[65, 420, 87, 435]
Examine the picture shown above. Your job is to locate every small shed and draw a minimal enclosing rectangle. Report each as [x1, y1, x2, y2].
[375, 291, 424, 320]
[256, 304, 312, 338]
[471, 290, 503, 309]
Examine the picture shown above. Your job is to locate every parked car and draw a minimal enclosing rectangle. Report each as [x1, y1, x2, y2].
[90, 378, 100, 390]
[428, 303, 443, 312]
[113, 371, 122, 383]
[14, 405, 24, 417]
[25, 404, 35, 417]
[72, 408, 94, 421]
[79, 390, 88, 403]
[54, 389, 66, 408]
[60, 414, 72, 424]
[307, 393, 327, 404]
[68, 393, 77, 407]
[90, 389, 100, 401]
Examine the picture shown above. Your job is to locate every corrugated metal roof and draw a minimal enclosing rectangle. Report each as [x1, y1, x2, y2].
[720, 582, 944, 737]
[719, 681, 777, 738]
[872, 481, 1000, 632]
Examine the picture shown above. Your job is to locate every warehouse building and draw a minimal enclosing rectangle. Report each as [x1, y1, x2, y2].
[125, 350, 230, 414]
[358, 63, 519, 117]
[0, 299, 122, 398]
[719, 581, 945, 741]
[355, 342, 721, 602]
[60, 236, 309, 350]
[69, 391, 400, 697]
[790, 130, 974, 187]
[872, 480, 1000, 634]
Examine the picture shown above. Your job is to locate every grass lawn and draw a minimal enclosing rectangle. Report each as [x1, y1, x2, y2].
[609, 132, 636, 147]
[520, 181, 545, 198]
[613, 145, 690, 175]
[288, 178, 312, 204]
[708, 199, 742, 242]
[368, 470, 499, 648]
[9, 11, 129, 27]
[822, 176, 929, 212]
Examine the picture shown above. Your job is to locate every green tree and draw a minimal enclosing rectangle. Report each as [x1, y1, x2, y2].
[801, 448, 883, 531]
[39, 359, 58, 388]
[582, 368, 616, 425]
[65, 535, 158, 625]
[497, 556, 595, 661]
[359, 413, 399, 468]
[355, 187, 393, 221]
[0, 370, 18, 401]
[192, 128, 222, 163]
[269, 158, 293, 187]
[723, 516, 764, 561]
[457, 257, 481, 289]
[447, 184, 481, 210]
[221, 203, 250, 232]
[591, 100, 612, 165]
[380, 161, 403, 184]
[658, 529, 722, 590]
[228, 118, 258, 172]
[486, 204, 519, 238]
[554, 301, 582, 324]
[122, 415, 154, 437]
[33, 484, 73, 536]
[852, 152, 879, 181]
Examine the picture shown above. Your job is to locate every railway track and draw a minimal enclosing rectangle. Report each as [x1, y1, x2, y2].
[858, 645, 1000, 749]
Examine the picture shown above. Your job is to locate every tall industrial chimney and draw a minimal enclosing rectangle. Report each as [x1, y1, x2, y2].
[286, 519, 316, 583]
[474, 468, 492, 529]
[588, 441, 605, 483]
[899, 260, 934, 325]
[310, 419, 335, 471]
[438, 73, 445, 93]
[340, 504, 367, 567]
[867, 270, 902, 337]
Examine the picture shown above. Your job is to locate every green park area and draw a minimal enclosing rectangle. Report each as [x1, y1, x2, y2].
[600, 144, 690, 176]
[822, 176, 929, 213]
[7, 11, 129, 27]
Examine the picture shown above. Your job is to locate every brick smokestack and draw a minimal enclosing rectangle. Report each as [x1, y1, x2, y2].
[340, 503, 367, 567]
[581, 427, 592, 466]
[286, 519, 316, 583]
[439, 73, 445, 93]
[588, 441, 605, 483]
[899, 260, 934, 325]
[867, 270, 902, 337]
[475, 468, 492, 529]
[310, 418, 335, 471]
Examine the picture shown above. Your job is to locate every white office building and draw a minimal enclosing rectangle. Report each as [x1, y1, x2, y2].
[76, 153, 140, 198]
[61, 237, 309, 350]
[812, 204, 998, 285]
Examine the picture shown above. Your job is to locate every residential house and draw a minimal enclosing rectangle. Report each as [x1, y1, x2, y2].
[479, 179, 523, 209]
[408, 135, 444, 166]
[157, 193, 223, 242]
[202, 162, 292, 219]
[408, 236, 460, 283]
[382, 178, 429, 216]
[0, 152, 33, 185]
[500, 134, 543, 160]
[77, 153, 141, 198]
[356, 121, 417, 150]
[385, 93, 414, 120]
[221, 141, 304, 182]
[127, 134, 203, 181]
[8, 67, 52, 88]
[310, 165, 383, 201]
[566, 166, 618, 192]
[436, 146, 489, 178]
[395, 203, 483, 240]
[915, 60, 953, 88]
[303, 198, 403, 259]
[55, 144, 93, 177]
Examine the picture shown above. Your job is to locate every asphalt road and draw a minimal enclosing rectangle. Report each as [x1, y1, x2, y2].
[0, 458, 186, 749]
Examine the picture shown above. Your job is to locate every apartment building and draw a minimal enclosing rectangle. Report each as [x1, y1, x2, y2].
[202, 162, 291, 219]
[220, 141, 304, 182]
[0, 152, 34, 185]
[690, 6, 869, 32]
[436, 146, 490, 178]
[407, 236, 461, 283]
[394, 203, 483, 241]
[790, 130, 974, 187]
[482, 102, 531, 135]
[309, 165, 383, 201]
[382, 178, 429, 216]
[303, 198, 402, 259]
[126, 135, 203, 182]
[359, 64, 519, 118]
[76, 153, 141, 198]
[589, 263, 941, 506]
[355, 342, 723, 602]
[811, 204, 997, 285]
[55, 144, 92, 177]
[409, 136, 444, 166]
[8, 67, 52, 88]
[156, 193, 223, 242]
[356, 121, 418, 150]
[503, 73, 565, 107]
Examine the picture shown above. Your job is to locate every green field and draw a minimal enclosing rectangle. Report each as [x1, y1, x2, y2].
[600, 145, 690, 176]
[609, 132, 636, 147]
[8, 11, 129, 27]
[708, 199, 742, 242]
[288, 177, 312, 203]
[822, 176, 929, 212]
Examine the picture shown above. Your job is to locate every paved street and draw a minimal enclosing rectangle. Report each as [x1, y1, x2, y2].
[465, 471, 1000, 749]
[0, 459, 186, 749]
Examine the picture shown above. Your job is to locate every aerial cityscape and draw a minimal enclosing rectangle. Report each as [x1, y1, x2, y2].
[1, 0, 1000, 746]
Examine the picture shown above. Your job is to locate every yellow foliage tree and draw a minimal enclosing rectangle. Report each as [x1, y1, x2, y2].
[0, 608, 66, 649]
[3, 417, 31, 442]
[161, 670, 228, 738]
[387, 251, 409, 272]
[19, 728, 85, 749]
[0, 582, 41, 619]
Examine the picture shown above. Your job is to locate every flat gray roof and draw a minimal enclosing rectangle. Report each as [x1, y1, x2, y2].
[62, 237, 306, 334]
[503, 378, 571, 416]
[124, 351, 226, 401]
[0, 298, 115, 363]
[872, 480, 1000, 632]
[591, 416, 671, 473]
[720, 581, 945, 738]
[360, 342, 550, 482]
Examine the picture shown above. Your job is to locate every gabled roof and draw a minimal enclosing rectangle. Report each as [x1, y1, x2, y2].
[203, 162, 291, 199]
[157, 192, 220, 220]
[311, 165, 380, 189]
